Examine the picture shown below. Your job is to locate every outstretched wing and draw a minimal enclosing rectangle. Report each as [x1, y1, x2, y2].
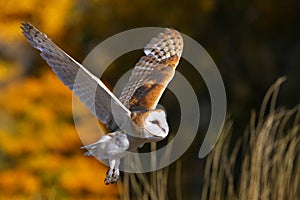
[119, 28, 183, 111]
[21, 22, 131, 131]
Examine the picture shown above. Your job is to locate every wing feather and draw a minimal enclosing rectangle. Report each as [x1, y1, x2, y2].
[21, 22, 130, 131]
[119, 28, 183, 110]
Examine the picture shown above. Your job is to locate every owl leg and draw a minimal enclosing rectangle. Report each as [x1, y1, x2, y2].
[111, 159, 120, 183]
[105, 159, 115, 184]
[104, 159, 117, 184]
[105, 158, 121, 184]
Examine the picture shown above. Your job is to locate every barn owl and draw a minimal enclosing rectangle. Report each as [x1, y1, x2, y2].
[21, 22, 183, 184]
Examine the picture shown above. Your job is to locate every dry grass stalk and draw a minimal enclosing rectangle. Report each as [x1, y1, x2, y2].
[202, 77, 300, 200]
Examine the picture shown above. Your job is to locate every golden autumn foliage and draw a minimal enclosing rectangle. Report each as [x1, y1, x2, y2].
[0, 71, 119, 199]
[0, 1, 120, 198]
[0, 169, 41, 195]
[0, 0, 74, 42]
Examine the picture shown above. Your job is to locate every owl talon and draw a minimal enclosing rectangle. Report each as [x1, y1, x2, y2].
[104, 168, 119, 184]
[112, 169, 120, 183]
[106, 168, 111, 175]
[105, 168, 113, 184]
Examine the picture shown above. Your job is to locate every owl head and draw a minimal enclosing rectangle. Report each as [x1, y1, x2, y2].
[131, 109, 169, 139]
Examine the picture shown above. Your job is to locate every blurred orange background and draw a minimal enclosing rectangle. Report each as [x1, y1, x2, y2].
[0, 0, 120, 199]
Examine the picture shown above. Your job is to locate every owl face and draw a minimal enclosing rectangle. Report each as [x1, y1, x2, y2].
[129, 109, 169, 140]
[143, 109, 169, 138]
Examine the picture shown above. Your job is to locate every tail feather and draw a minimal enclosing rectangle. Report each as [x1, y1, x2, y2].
[81, 131, 129, 160]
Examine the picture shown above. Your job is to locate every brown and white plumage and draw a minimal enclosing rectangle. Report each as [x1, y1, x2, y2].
[119, 28, 183, 110]
[21, 22, 183, 184]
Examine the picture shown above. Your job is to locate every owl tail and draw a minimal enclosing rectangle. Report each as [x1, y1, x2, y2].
[81, 135, 111, 157]
[81, 131, 129, 160]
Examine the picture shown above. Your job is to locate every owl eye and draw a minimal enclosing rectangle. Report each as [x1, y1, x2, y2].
[150, 119, 159, 125]
[150, 120, 166, 133]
